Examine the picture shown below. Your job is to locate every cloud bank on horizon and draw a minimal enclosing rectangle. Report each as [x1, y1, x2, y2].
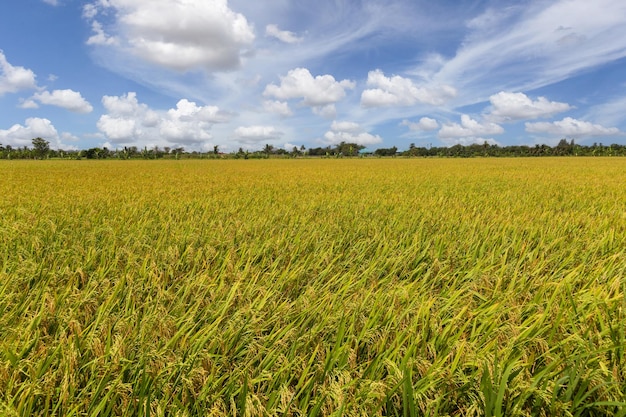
[1, 0, 626, 151]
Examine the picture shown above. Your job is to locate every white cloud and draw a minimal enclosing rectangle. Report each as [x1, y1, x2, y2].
[234, 125, 283, 142]
[97, 92, 230, 147]
[83, 0, 255, 72]
[323, 131, 383, 147]
[161, 99, 230, 141]
[263, 68, 355, 110]
[42, 0, 59, 5]
[525, 117, 621, 137]
[0, 117, 79, 150]
[54, 132, 80, 151]
[311, 104, 337, 119]
[167, 99, 231, 123]
[101, 92, 145, 116]
[18, 99, 39, 109]
[266, 24, 302, 44]
[82, 3, 98, 19]
[401, 117, 439, 132]
[361, 69, 456, 107]
[439, 115, 504, 139]
[0, 51, 37, 95]
[584, 96, 626, 127]
[434, 0, 626, 97]
[0, 118, 76, 150]
[263, 100, 293, 117]
[330, 121, 361, 133]
[30, 89, 93, 113]
[446, 137, 500, 146]
[323, 121, 382, 146]
[97, 115, 138, 142]
[0, 118, 58, 147]
[488, 91, 571, 122]
[465, 7, 516, 32]
[86, 21, 118, 46]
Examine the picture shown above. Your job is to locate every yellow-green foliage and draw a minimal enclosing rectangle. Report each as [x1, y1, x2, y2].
[1, 158, 625, 416]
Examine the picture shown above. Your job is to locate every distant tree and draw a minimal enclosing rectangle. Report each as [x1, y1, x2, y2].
[307, 146, 331, 156]
[32, 137, 50, 159]
[234, 147, 249, 159]
[263, 144, 274, 157]
[374, 146, 398, 157]
[141, 146, 152, 159]
[336, 142, 363, 157]
[555, 138, 574, 155]
[84, 148, 101, 159]
[213, 145, 219, 155]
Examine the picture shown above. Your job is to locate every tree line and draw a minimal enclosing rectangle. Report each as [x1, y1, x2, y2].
[1, 138, 626, 160]
[400, 139, 626, 157]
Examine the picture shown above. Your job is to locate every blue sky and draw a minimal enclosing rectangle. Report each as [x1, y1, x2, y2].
[1, 0, 626, 152]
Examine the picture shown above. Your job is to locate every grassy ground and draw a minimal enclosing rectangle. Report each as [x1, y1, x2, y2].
[1, 158, 625, 416]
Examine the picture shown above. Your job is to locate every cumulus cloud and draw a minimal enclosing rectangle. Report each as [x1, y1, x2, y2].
[83, 0, 255, 72]
[361, 69, 456, 107]
[28, 89, 93, 113]
[0, 117, 76, 150]
[96, 92, 231, 147]
[330, 121, 361, 133]
[167, 99, 231, 123]
[439, 115, 504, 140]
[0, 118, 57, 147]
[266, 24, 302, 44]
[18, 99, 39, 109]
[323, 131, 383, 147]
[401, 117, 439, 132]
[488, 91, 571, 122]
[525, 117, 621, 137]
[101, 92, 145, 116]
[283, 142, 300, 151]
[86, 21, 118, 46]
[312, 104, 337, 119]
[323, 121, 382, 146]
[234, 126, 283, 142]
[263, 68, 355, 112]
[161, 99, 230, 142]
[0, 51, 37, 95]
[59, 132, 80, 146]
[82, 3, 98, 19]
[447, 137, 500, 146]
[263, 100, 293, 117]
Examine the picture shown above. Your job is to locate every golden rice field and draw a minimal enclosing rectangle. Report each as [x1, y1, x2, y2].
[1, 158, 625, 416]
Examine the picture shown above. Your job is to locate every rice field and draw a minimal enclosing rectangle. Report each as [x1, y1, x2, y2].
[1, 158, 625, 416]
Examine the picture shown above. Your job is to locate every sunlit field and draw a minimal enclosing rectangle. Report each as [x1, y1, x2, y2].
[1, 158, 625, 416]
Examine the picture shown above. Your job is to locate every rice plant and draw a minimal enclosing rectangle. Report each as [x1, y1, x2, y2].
[1, 158, 624, 416]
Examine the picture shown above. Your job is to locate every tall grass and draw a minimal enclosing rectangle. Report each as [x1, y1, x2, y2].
[1, 158, 625, 416]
